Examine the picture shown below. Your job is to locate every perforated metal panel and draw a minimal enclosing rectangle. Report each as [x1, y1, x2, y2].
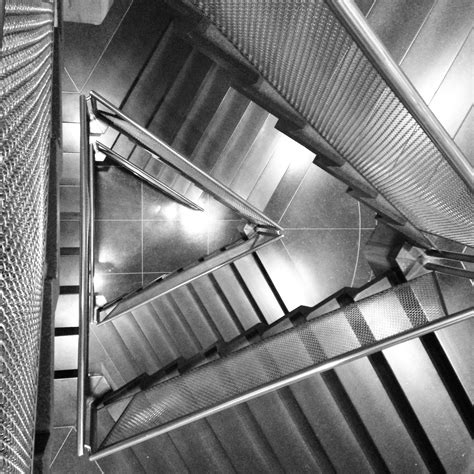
[1, 1, 54, 471]
[186, 0, 473, 246]
[101, 273, 446, 447]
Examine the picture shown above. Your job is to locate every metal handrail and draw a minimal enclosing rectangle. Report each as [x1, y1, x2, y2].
[326, 0, 473, 189]
[89, 306, 474, 460]
[99, 229, 282, 323]
[78, 95, 92, 456]
[95, 141, 204, 211]
[88, 90, 283, 230]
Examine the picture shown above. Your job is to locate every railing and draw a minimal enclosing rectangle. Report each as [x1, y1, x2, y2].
[78, 95, 94, 456]
[78, 90, 283, 453]
[89, 91, 283, 231]
[89, 274, 474, 459]
[1, 0, 54, 471]
[172, 0, 473, 247]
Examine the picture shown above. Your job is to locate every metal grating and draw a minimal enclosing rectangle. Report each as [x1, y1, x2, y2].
[1, 1, 54, 471]
[185, 0, 473, 247]
[101, 273, 446, 447]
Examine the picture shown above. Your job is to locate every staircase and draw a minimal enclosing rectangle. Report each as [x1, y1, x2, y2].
[53, 0, 474, 472]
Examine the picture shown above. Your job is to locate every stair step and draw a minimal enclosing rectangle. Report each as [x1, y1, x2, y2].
[60, 220, 80, 248]
[59, 186, 80, 216]
[140, 47, 214, 149]
[123, 26, 193, 129]
[112, 315, 161, 375]
[61, 152, 80, 185]
[169, 421, 235, 473]
[95, 408, 145, 473]
[211, 102, 271, 187]
[54, 334, 78, 371]
[213, 265, 263, 331]
[175, 87, 251, 196]
[55, 294, 79, 328]
[233, 255, 285, 324]
[255, 240, 311, 311]
[247, 143, 293, 211]
[169, 286, 221, 349]
[189, 276, 242, 342]
[247, 391, 322, 472]
[132, 303, 180, 366]
[290, 376, 373, 473]
[206, 404, 284, 474]
[59, 254, 80, 287]
[263, 140, 314, 222]
[150, 296, 201, 359]
[91, 323, 142, 384]
[229, 114, 279, 199]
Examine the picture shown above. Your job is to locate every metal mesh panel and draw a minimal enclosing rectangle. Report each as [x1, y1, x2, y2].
[186, 0, 473, 246]
[1, 1, 54, 471]
[101, 273, 445, 447]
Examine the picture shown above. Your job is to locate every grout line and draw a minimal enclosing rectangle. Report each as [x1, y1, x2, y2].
[399, 0, 438, 66]
[350, 201, 362, 288]
[79, 0, 134, 94]
[277, 165, 311, 225]
[366, 0, 377, 17]
[427, 28, 472, 105]
[63, 67, 80, 93]
[453, 104, 473, 139]
[49, 427, 73, 468]
[284, 227, 376, 230]
[141, 183, 144, 287]
[95, 461, 105, 474]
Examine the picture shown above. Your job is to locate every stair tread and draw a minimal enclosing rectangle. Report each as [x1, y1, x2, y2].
[247, 391, 322, 473]
[112, 315, 161, 375]
[168, 420, 235, 474]
[290, 376, 374, 473]
[91, 323, 141, 384]
[213, 265, 262, 331]
[169, 286, 220, 349]
[211, 102, 271, 187]
[229, 115, 279, 199]
[150, 297, 201, 359]
[255, 240, 311, 311]
[132, 303, 180, 366]
[233, 255, 284, 324]
[206, 404, 284, 474]
[174, 87, 251, 196]
[55, 294, 79, 328]
[122, 27, 192, 128]
[190, 276, 242, 342]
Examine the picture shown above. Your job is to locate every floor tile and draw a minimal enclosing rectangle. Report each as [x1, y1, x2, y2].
[429, 29, 473, 136]
[283, 229, 361, 305]
[53, 380, 77, 427]
[455, 107, 473, 166]
[50, 428, 102, 473]
[63, 0, 132, 92]
[62, 67, 78, 93]
[354, 0, 375, 15]
[81, 0, 170, 101]
[95, 164, 141, 219]
[61, 92, 80, 123]
[400, 0, 474, 101]
[143, 220, 208, 273]
[62, 123, 80, 153]
[94, 272, 143, 302]
[367, 0, 435, 64]
[208, 220, 242, 254]
[49, 427, 73, 468]
[95, 220, 142, 273]
[280, 165, 360, 229]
